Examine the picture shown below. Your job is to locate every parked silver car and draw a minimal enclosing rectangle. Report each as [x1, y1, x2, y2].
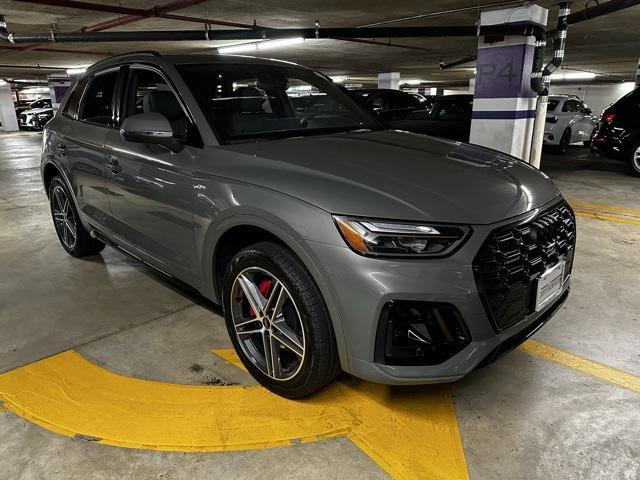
[41, 52, 576, 398]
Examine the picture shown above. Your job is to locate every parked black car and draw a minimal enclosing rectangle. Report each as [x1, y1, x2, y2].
[591, 87, 640, 176]
[349, 88, 422, 122]
[390, 94, 473, 142]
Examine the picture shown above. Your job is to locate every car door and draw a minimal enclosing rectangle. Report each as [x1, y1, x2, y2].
[574, 100, 595, 141]
[60, 69, 119, 229]
[103, 65, 200, 284]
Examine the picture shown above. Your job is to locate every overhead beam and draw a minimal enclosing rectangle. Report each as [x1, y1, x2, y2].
[16, 0, 258, 30]
[0, 0, 209, 58]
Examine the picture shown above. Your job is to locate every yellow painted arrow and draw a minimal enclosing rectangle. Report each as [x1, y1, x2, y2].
[0, 349, 468, 480]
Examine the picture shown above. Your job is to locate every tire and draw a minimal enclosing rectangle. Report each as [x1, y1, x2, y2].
[48, 176, 105, 257]
[556, 128, 571, 154]
[629, 142, 640, 177]
[222, 241, 340, 398]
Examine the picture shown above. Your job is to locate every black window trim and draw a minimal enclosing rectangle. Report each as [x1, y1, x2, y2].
[121, 62, 203, 149]
[62, 77, 90, 121]
[76, 66, 121, 130]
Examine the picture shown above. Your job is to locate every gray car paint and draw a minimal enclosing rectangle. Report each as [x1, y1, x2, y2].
[41, 52, 569, 384]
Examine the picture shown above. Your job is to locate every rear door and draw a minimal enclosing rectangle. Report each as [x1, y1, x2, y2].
[59, 68, 119, 230]
[103, 65, 200, 283]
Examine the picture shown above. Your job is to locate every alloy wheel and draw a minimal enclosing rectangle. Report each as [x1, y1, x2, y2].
[52, 185, 77, 249]
[633, 146, 640, 173]
[229, 267, 305, 381]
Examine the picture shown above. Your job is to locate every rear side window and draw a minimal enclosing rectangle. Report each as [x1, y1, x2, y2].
[388, 92, 420, 110]
[547, 99, 559, 112]
[64, 77, 89, 119]
[80, 70, 119, 126]
[562, 99, 581, 113]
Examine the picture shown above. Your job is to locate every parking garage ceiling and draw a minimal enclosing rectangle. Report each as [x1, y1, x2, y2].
[0, 0, 638, 84]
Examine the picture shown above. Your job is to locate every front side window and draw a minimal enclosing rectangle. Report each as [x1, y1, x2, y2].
[80, 70, 119, 126]
[177, 63, 379, 142]
[123, 68, 193, 143]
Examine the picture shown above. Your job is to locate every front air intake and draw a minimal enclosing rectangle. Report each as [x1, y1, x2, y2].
[374, 301, 471, 366]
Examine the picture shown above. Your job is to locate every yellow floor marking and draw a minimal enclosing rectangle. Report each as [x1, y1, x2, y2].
[212, 348, 247, 371]
[520, 340, 640, 394]
[0, 350, 468, 480]
[569, 200, 640, 217]
[568, 199, 640, 226]
[573, 211, 640, 225]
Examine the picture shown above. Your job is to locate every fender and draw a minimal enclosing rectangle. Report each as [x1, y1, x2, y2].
[200, 211, 351, 372]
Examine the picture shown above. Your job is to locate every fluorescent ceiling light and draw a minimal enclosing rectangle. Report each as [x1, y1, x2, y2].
[550, 71, 596, 81]
[400, 79, 425, 85]
[218, 43, 258, 54]
[330, 76, 348, 82]
[219, 37, 304, 55]
[257, 37, 304, 50]
[66, 67, 87, 75]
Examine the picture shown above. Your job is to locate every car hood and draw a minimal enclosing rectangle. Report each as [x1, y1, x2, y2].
[218, 130, 560, 224]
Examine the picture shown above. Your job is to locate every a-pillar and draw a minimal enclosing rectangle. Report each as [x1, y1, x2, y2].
[469, 4, 548, 163]
[378, 72, 400, 90]
[0, 81, 18, 132]
[636, 59, 640, 87]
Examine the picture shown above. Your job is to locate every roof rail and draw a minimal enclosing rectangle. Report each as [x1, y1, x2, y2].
[87, 50, 161, 70]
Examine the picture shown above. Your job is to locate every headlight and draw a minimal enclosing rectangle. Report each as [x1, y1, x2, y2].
[37, 113, 50, 120]
[333, 216, 471, 257]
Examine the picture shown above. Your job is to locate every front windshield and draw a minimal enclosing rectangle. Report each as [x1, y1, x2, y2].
[177, 62, 380, 142]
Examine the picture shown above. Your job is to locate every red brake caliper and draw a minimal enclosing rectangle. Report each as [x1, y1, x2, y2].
[249, 279, 273, 318]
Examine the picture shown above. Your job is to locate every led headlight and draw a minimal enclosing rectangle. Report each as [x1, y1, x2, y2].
[334, 216, 470, 257]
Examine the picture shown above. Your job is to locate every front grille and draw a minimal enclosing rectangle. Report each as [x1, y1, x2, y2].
[474, 201, 576, 331]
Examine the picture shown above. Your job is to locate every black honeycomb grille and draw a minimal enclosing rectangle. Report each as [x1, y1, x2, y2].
[474, 202, 576, 331]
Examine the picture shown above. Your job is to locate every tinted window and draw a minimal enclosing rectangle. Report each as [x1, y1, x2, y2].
[178, 63, 378, 142]
[547, 99, 559, 112]
[64, 78, 89, 119]
[124, 68, 192, 143]
[432, 98, 472, 120]
[80, 70, 118, 125]
[388, 92, 420, 110]
[562, 99, 581, 113]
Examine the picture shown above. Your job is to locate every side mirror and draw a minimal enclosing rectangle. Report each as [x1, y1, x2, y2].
[582, 107, 592, 115]
[120, 112, 184, 153]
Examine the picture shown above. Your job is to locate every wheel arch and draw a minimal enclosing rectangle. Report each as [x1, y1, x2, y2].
[203, 213, 351, 372]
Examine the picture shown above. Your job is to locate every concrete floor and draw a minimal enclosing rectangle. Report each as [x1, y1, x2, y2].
[0, 132, 638, 479]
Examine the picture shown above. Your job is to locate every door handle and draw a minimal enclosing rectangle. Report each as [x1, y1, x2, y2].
[56, 144, 67, 157]
[106, 157, 121, 175]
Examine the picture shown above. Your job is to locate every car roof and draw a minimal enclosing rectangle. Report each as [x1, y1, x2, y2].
[86, 51, 311, 75]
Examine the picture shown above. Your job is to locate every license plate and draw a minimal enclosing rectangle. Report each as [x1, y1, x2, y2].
[535, 261, 565, 312]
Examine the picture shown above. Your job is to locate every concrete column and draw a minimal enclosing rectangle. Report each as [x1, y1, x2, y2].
[378, 72, 400, 90]
[0, 81, 18, 132]
[636, 59, 640, 87]
[48, 75, 71, 113]
[469, 4, 548, 163]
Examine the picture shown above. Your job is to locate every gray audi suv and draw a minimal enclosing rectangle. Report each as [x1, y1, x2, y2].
[41, 52, 576, 398]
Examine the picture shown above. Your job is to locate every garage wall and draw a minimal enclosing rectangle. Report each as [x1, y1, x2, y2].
[549, 82, 636, 116]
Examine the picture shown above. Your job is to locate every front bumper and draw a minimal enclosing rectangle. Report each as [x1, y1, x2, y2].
[305, 198, 573, 384]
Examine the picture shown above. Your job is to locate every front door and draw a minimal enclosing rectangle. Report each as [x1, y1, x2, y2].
[103, 66, 200, 284]
[64, 69, 120, 229]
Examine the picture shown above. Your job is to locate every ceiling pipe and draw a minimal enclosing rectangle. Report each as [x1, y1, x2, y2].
[335, 37, 444, 53]
[440, 54, 477, 70]
[0, 23, 481, 44]
[530, 2, 572, 169]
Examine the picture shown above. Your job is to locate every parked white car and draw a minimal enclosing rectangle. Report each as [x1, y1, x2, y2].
[544, 95, 598, 153]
